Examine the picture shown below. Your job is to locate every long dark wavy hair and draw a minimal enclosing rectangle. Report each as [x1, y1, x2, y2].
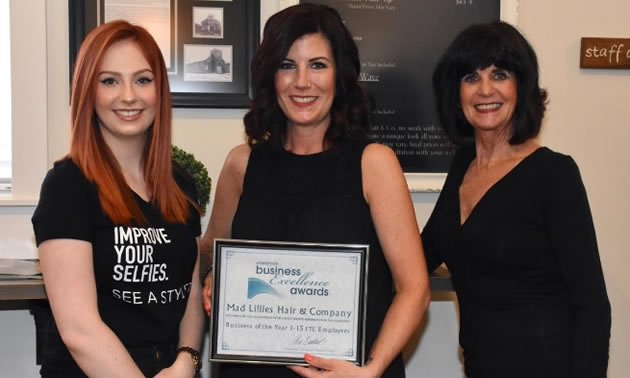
[243, 3, 373, 150]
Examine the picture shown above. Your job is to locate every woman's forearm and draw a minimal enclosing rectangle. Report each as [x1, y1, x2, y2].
[61, 320, 144, 378]
[177, 248, 205, 351]
[363, 285, 430, 375]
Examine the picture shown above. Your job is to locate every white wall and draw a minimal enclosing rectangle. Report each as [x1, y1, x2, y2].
[0, 1, 52, 375]
[1, 0, 628, 377]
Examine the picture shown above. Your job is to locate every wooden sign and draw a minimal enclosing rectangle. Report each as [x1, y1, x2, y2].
[580, 37, 630, 69]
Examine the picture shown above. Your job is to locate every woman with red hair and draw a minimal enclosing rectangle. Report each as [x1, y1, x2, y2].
[32, 20, 204, 377]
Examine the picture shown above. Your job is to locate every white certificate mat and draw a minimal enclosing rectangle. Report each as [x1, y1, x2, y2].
[210, 239, 369, 366]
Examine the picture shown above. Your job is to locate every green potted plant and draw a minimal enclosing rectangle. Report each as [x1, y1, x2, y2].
[172, 145, 212, 216]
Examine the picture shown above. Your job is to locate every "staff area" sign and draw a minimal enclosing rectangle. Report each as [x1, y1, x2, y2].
[580, 37, 630, 69]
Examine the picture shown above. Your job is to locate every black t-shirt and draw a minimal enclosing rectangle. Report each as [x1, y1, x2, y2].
[32, 158, 201, 374]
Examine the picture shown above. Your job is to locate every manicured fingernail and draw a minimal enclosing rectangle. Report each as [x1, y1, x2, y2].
[304, 353, 313, 361]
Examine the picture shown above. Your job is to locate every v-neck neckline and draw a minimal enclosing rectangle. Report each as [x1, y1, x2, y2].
[130, 188, 151, 205]
[457, 146, 545, 227]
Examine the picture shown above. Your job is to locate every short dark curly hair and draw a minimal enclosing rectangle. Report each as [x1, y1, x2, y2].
[432, 21, 548, 146]
[243, 3, 373, 150]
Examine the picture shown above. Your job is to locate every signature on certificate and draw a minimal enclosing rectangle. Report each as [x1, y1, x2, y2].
[289, 334, 327, 346]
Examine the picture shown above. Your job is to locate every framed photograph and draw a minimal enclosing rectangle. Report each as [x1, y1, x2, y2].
[210, 239, 369, 366]
[184, 44, 233, 82]
[68, 0, 259, 108]
[192, 7, 223, 39]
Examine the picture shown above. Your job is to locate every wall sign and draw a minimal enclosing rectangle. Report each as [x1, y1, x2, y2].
[580, 37, 630, 69]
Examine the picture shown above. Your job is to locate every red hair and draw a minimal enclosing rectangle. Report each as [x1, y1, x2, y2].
[69, 20, 190, 224]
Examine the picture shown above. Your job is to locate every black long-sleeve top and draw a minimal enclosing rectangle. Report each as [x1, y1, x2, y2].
[422, 146, 611, 378]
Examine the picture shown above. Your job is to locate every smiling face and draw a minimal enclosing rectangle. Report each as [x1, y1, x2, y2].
[95, 39, 157, 144]
[274, 33, 336, 132]
[459, 64, 517, 137]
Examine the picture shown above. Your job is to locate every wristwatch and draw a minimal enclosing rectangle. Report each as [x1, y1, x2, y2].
[177, 346, 201, 373]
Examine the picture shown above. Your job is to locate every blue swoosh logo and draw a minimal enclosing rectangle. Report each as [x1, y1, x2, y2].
[247, 277, 281, 299]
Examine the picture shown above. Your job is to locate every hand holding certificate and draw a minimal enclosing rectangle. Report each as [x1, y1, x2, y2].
[210, 239, 369, 366]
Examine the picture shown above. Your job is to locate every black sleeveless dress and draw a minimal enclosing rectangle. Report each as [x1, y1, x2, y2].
[218, 142, 405, 378]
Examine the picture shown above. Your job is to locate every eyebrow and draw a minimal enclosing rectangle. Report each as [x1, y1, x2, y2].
[98, 68, 154, 76]
[283, 56, 331, 62]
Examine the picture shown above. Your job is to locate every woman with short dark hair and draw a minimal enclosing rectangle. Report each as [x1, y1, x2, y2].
[432, 21, 547, 145]
[424, 21, 611, 378]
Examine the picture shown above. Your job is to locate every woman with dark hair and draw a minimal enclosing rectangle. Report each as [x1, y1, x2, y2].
[32, 20, 204, 377]
[201, 3, 429, 378]
[424, 21, 611, 377]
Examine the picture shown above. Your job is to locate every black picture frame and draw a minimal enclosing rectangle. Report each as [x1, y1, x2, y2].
[68, 0, 260, 108]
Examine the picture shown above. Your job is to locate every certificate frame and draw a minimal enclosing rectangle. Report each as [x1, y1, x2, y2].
[68, 0, 260, 108]
[210, 238, 369, 366]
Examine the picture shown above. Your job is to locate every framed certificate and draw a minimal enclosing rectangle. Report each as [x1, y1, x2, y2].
[210, 239, 369, 366]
